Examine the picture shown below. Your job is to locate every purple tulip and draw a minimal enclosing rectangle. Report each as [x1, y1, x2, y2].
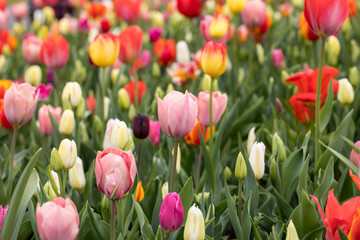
[148, 27, 163, 43]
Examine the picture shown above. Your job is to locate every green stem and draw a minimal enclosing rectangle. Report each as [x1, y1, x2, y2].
[195, 147, 203, 188]
[132, 66, 138, 110]
[60, 170, 67, 198]
[40, 136, 48, 164]
[209, 77, 213, 151]
[248, 32, 254, 83]
[111, 200, 116, 240]
[238, 180, 242, 225]
[315, 37, 326, 166]
[8, 125, 18, 196]
[137, 140, 142, 170]
[170, 140, 179, 193]
[97, 67, 106, 121]
[54, 70, 60, 106]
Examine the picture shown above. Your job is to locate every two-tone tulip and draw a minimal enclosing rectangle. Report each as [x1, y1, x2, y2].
[184, 205, 205, 240]
[89, 33, 120, 67]
[200, 41, 227, 78]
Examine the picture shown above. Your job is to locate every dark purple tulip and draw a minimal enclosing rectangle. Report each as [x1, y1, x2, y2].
[133, 114, 150, 139]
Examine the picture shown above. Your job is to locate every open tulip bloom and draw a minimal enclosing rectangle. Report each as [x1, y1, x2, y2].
[2, 0, 360, 239]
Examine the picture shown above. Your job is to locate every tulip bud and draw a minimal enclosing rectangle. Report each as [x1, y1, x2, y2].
[101, 194, 110, 214]
[110, 121, 133, 151]
[285, 220, 299, 240]
[270, 157, 277, 184]
[43, 181, 58, 200]
[24, 65, 42, 86]
[351, 40, 360, 63]
[176, 41, 190, 63]
[155, 87, 164, 99]
[272, 49, 286, 70]
[350, 141, 360, 168]
[337, 78, 354, 105]
[224, 166, 232, 182]
[76, 98, 85, 120]
[249, 142, 266, 180]
[166, 84, 174, 95]
[133, 114, 150, 139]
[110, 68, 120, 85]
[152, 11, 164, 26]
[281, 71, 290, 82]
[237, 68, 245, 85]
[104, 97, 110, 119]
[195, 192, 210, 204]
[135, 181, 144, 202]
[94, 115, 104, 133]
[69, 157, 85, 191]
[58, 139, 77, 170]
[59, 109, 74, 135]
[272, 133, 286, 163]
[79, 122, 89, 143]
[62, 82, 82, 108]
[159, 192, 184, 232]
[162, 182, 168, 199]
[326, 36, 341, 57]
[275, 98, 284, 113]
[62, 98, 72, 111]
[117, 88, 130, 110]
[235, 152, 247, 181]
[152, 62, 161, 78]
[43, 6, 55, 23]
[50, 148, 63, 172]
[184, 205, 205, 240]
[128, 104, 136, 121]
[349, 66, 359, 87]
[247, 127, 256, 155]
[256, 43, 265, 65]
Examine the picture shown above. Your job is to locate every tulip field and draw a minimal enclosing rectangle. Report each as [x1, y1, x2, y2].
[1, 0, 360, 239]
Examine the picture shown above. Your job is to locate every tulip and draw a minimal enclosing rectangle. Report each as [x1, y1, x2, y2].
[183, 205, 205, 240]
[100, 18, 111, 33]
[159, 192, 184, 232]
[87, 2, 106, 19]
[124, 80, 147, 105]
[62, 82, 83, 108]
[161, 182, 168, 199]
[176, 41, 190, 63]
[135, 181, 144, 202]
[57, 139, 77, 170]
[157, 91, 198, 139]
[0, 205, 8, 232]
[4, 82, 39, 126]
[11, 2, 28, 20]
[348, 0, 357, 18]
[200, 41, 227, 78]
[304, 0, 349, 37]
[247, 127, 256, 154]
[285, 220, 299, 240]
[41, 33, 69, 69]
[349, 141, 360, 168]
[59, 109, 74, 135]
[38, 105, 62, 135]
[132, 114, 150, 139]
[110, 120, 133, 151]
[119, 26, 143, 64]
[113, 0, 142, 22]
[24, 65, 42, 86]
[197, 91, 228, 126]
[200, 16, 214, 42]
[249, 142, 266, 180]
[209, 13, 229, 39]
[69, 157, 86, 191]
[237, 25, 249, 43]
[184, 119, 213, 146]
[272, 49, 286, 70]
[103, 119, 121, 149]
[36, 198, 79, 240]
[235, 152, 247, 181]
[272, 133, 286, 163]
[95, 147, 137, 200]
[148, 27, 163, 43]
[22, 34, 43, 64]
[337, 78, 354, 105]
[227, 0, 247, 14]
[148, 120, 161, 147]
[88, 33, 120, 67]
[153, 39, 176, 66]
[117, 88, 131, 110]
[177, 0, 203, 18]
[242, 0, 266, 28]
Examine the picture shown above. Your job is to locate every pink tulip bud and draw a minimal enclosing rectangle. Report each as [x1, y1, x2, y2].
[148, 120, 161, 147]
[95, 147, 137, 200]
[22, 34, 43, 64]
[350, 141, 360, 168]
[4, 82, 39, 126]
[148, 27, 163, 43]
[241, 0, 266, 28]
[36, 198, 79, 240]
[159, 192, 184, 232]
[38, 105, 62, 135]
[0, 205, 8, 232]
[272, 49, 286, 70]
[157, 91, 198, 139]
[197, 91, 228, 126]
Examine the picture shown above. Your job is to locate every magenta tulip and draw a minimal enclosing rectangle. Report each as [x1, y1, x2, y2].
[157, 90, 198, 139]
[148, 120, 161, 147]
[0, 205, 8, 232]
[272, 49, 286, 70]
[4, 82, 39, 126]
[197, 91, 228, 126]
[148, 27, 163, 43]
[36, 198, 79, 240]
[38, 105, 62, 135]
[95, 147, 137, 200]
[22, 34, 43, 64]
[159, 192, 184, 232]
[241, 0, 266, 28]
[350, 141, 360, 168]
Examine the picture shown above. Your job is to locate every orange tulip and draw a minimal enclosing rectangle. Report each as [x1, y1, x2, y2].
[348, 208, 360, 240]
[153, 39, 176, 66]
[0, 80, 13, 129]
[349, 0, 358, 18]
[87, 2, 106, 19]
[184, 119, 214, 146]
[135, 181, 144, 202]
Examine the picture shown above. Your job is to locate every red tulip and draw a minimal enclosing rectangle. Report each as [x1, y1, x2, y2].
[87, 2, 107, 19]
[299, 12, 320, 42]
[100, 18, 111, 32]
[349, 0, 358, 18]
[41, 34, 69, 69]
[124, 80, 147, 105]
[113, 0, 142, 23]
[153, 39, 176, 66]
[119, 25, 143, 64]
[304, 0, 349, 37]
[0, 0, 6, 11]
[177, 0, 203, 18]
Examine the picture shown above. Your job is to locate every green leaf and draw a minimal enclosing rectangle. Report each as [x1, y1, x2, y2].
[269, 187, 293, 218]
[224, 181, 243, 239]
[49, 113, 62, 147]
[132, 195, 155, 240]
[281, 148, 303, 202]
[320, 80, 333, 132]
[297, 155, 310, 202]
[1, 149, 42, 240]
[338, 226, 348, 240]
[314, 157, 335, 206]
[179, 177, 193, 224]
[199, 129, 215, 193]
[341, 136, 360, 153]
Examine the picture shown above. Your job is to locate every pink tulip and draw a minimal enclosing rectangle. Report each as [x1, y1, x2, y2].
[0, 205, 8, 232]
[22, 34, 43, 64]
[200, 15, 214, 42]
[36, 198, 79, 240]
[4, 83, 39, 126]
[159, 192, 184, 232]
[95, 147, 137, 200]
[148, 120, 161, 147]
[11, 2, 29, 20]
[40, 34, 69, 70]
[38, 105, 62, 135]
[272, 49, 286, 70]
[0, 10, 7, 30]
[350, 141, 360, 168]
[157, 91, 198, 139]
[304, 0, 349, 37]
[197, 91, 228, 126]
[38, 84, 53, 101]
[242, 0, 266, 28]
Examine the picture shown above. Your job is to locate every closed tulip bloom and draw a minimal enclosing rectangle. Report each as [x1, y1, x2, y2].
[95, 147, 137, 200]
[184, 205, 205, 240]
[209, 13, 229, 39]
[110, 120, 133, 150]
[200, 41, 227, 78]
[4, 82, 39, 126]
[349, 141, 360, 168]
[337, 78, 354, 105]
[87, 2, 107, 19]
[113, 0, 142, 23]
[237, 25, 249, 42]
[103, 118, 122, 149]
[153, 39, 176, 66]
[41, 33, 69, 69]
[197, 91, 228, 126]
[299, 12, 319, 41]
[176, 41, 190, 63]
[157, 91, 198, 139]
[58, 139, 77, 170]
[22, 34, 43, 64]
[135, 181, 144, 202]
[159, 192, 184, 232]
[119, 25, 143, 64]
[227, 0, 247, 13]
[242, 0, 266, 28]
[148, 120, 161, 147]
[69, 157, 86, 191]
[24, 65, 42, 86]
[247, 127, 256, 155]
[38, 105, 62, 135]
[124, 80, 147, 105]
[304, 0, 349, 37]
[89, 33, 120, 67]
[0, 205, 8, 232]
[11, 2, 28, 20]
[59, 109, 74, 135]
[133, 114, 150, 139]
[117, 88, 131, 110]
[272, 49, 286, 70]
[249, 142, 266, 180]
[285, 220, 299, 240]
[348, 0, 357, 18]
[148, 27, 163, 43]
[36, 198, 79, 240]
[177, 0, 203, 18]
[62, 82, 82, 107]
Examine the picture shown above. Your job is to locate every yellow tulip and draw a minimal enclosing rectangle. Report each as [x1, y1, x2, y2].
[200, 41, 227, 77]
[88, 33, 120, 67]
